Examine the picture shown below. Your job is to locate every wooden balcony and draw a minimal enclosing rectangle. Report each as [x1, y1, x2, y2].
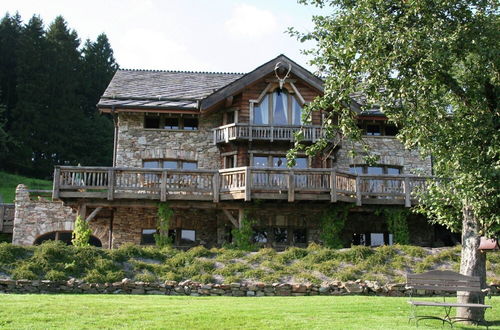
[53, 166, 429, 207]
[213, 123, 333, 144]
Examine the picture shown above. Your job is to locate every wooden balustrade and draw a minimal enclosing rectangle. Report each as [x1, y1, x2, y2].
[213, 123, 331, 143]
[54, 166, 430, 206]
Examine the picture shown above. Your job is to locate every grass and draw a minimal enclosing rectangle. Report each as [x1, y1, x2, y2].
[0, 295, 498, 329]
[0, 171, 52, 203]
[1, 241, 499, 285]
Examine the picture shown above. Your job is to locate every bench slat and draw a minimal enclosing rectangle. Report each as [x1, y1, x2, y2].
[408, 285, 482, 292]
[408, 278, 480, 285]
[408, 301, 492, 308]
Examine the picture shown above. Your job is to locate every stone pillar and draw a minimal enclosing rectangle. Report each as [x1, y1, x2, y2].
[12, 184, 29, 245]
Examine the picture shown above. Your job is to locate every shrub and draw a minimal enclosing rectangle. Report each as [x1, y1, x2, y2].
[276, 247, 308, 264]
[135, 270, 157, 283]
[245, 248, 276, 263]
[231, 214, 256, 251]
[45, 270, 67, 281]
[72, 215, 92, 247]
[186, 246, 212, 258]
[0, 243, 30, 265]
[338, 245, 373, 262]
[155, 203, 173, 247]
[191, 274, 213, 284]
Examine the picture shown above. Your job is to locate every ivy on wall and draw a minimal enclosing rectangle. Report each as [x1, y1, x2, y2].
[231, 212, 256, 251]
[320, 204, 352, 249]
[380, 208, 410, 245]
[155, 202, 174, 247]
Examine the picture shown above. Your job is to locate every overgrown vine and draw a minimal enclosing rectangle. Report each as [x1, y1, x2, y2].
[155, 202, 174, 247]
[320, 204, 352, 249]
[378, 208, 410, 245]
[231, 212, 256, 251]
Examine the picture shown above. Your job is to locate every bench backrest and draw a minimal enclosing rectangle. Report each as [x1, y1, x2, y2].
[406, 270, 482, 292]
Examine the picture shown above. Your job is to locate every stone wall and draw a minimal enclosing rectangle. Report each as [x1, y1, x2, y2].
[115, 112, 221, 169]
[12, 185, 108, 246]
[335, 136, 432, 175]
[1, 278, 498, 297]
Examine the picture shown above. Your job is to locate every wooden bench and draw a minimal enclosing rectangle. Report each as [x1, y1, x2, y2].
[406, 270, 492, 328]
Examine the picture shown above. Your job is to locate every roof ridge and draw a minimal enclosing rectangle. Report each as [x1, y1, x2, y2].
[119, 68, 245, 75]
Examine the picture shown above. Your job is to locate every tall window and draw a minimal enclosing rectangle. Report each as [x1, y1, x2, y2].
[253, 89, 303, 125]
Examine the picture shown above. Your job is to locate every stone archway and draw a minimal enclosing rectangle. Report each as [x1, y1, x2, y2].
[33, 231, 103, 247]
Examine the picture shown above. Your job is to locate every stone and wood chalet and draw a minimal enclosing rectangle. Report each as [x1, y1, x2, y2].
[7, 55, 458, 249]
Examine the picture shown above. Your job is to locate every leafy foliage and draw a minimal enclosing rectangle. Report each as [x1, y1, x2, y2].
[155, 202, 173, 247]
[291, 0, 499, 238]
[231, 213, 257, 251]
[0, 13, 118, 178]
[378, 208, 410, 245]
[320, 204, 352, 248]
[72, 215, 92, 247]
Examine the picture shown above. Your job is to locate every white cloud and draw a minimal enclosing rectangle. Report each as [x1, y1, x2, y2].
[117, 28, 208, 70]
[225, 4, 278, 39]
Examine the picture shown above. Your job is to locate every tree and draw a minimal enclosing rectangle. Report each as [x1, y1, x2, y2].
[292, 0, 499, 322]
[72, 215, 91, 247]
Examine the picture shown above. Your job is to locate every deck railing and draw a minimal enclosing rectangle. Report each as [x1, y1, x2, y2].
[213, 123, 333, 144]
[54, 166, 430, 207]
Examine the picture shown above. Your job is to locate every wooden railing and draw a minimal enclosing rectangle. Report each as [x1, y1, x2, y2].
[213, 123, 332, 143]
[54, 166, 430, 207]
[0, 203, 14, 234]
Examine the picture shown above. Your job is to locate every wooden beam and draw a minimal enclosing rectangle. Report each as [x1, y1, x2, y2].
[355, 177, 362, 206]
[107, 168, 115, 201]
[330, 170, 337, 203]
[213, 172, 220, 203]
[287, 171, 295, 202]
[244, 167, 251, 201]
[238, 208, 244, 229]
[160, 170, 167, 202]
[404, 176, 411, 207]
[78, 203, 87, 219]
[222, 209, 239, 228]
[85, 207, 103, 223]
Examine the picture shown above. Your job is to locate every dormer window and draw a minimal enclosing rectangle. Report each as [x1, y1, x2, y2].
[252, 89, 304, 126]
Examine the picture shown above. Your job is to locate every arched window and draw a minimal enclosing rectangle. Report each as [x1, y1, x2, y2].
[34, 231, 102, 247]
[253, 89, 303, 126]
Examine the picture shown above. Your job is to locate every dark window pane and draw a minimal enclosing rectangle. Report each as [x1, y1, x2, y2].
[352, 233, 366, 246]
[180, 229, 196, 245]
[59, 232, 73, 245]
[226, 112, 235, 124]
[387, 167, 401, 175]
[168, 229, 177, 242]
[164, 117, 179, 129]
[366, 125, 381, 136]
[385, 125, 399, 136]
[182, 161, 197, 170]
[252, 229, 268, 243]
[293, 228, 307, 244]
[141, 229, 157, 245]
[183, 118, 198, 130]
[225, 156, 234, 168]
[144, 116, 160, 128]
[367, 166, 384, 174]
[274, 228, 288, 244]
[370, 233, 385, 247]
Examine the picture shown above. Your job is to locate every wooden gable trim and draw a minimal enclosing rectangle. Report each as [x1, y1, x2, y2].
[100, 108, 199, 115]
[200, 54, 323, 112]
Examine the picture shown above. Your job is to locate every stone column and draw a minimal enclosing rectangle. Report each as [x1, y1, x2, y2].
[12, 184, 30, 245]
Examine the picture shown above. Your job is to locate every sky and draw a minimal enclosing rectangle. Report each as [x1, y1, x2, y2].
[3, 0, 329, 73]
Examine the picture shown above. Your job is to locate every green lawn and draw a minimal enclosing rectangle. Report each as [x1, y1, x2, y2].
[0, 171, 52, 203]
[0, 295, 498, 329]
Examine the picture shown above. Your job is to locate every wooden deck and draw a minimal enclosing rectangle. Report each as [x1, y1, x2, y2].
[53, 166, 429, 207]
[213, 123, 336, 144]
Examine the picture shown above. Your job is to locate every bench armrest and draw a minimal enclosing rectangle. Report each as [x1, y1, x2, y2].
[481, 288, 491, 299]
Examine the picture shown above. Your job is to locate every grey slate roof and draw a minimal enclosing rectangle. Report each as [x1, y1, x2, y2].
[99, 70, 244, 110]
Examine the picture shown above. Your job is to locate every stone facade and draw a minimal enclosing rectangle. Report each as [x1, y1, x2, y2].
[336, 136, 432, 175]
[115, 112, 222, 169]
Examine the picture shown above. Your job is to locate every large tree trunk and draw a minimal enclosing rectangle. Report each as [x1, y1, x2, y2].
[456, 205, 487, 322]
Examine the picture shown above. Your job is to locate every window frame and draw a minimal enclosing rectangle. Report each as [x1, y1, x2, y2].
[349, 164, 403, 175]
[142, 159, 198, 170]
[357, 119, 399, 137]
[144, 114, 199, 131]
[250, 154, 309, 169]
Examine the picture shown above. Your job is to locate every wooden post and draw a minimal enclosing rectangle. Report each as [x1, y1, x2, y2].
[213, 172, 220, 203]
[356, 176, 362, 206]
[78, 203, 87, 219]
[244, 167, 251, 201]
[52, 167, 61, 200]
[330, 170, 337, 203]
[270, 126, 274, 142]
[287, 171, 295, 202]
[404, 176, 411, 207]
[107, 168, 115, 201]
[160, 170, 167, 202]
[213, 129, 217, 145]
[108, 209, 114, 249]
[85, 207, 102, 223]
[224, 127, 229, 143]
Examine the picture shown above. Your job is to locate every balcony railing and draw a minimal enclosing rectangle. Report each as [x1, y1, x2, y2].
[53, 166, 430, 207]
[213, 123, 333, 144]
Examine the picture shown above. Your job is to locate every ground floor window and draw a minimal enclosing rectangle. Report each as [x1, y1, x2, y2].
[252, 227, 307, 246]
[141, 228, 196, 246]
[352, 232, 393, 247]
[34, 231, 102, 247]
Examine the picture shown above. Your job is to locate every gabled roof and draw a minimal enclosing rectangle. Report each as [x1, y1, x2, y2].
[98, 54, 323, 112]
[98, 70, 244, 110]
[200, 54, 324, 111]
